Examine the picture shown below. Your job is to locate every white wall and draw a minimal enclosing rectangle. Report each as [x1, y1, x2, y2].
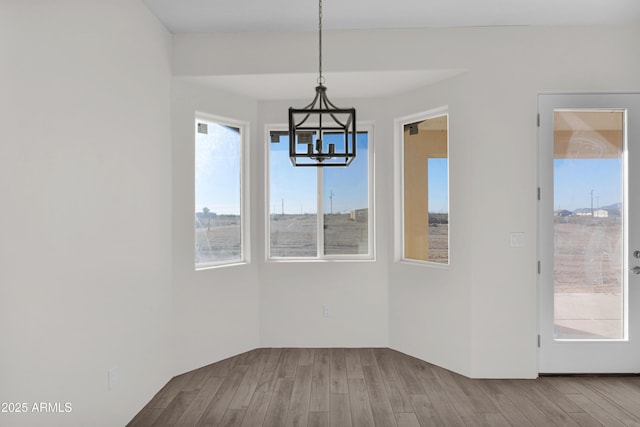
[0, 1, 173, 426]
[174, 24, 640, 378]
[388, 73, 475, 376]
[256, 99, 390, 348]
[171, 79, 261, 374]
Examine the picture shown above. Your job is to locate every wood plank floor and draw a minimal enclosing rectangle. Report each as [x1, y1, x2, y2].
[127, 348, 640, 427]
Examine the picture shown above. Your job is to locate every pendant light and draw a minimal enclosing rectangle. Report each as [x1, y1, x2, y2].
[288, 0, 356, 167]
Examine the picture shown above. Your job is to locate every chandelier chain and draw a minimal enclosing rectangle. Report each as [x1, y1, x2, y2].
[318, 0, 324, 85]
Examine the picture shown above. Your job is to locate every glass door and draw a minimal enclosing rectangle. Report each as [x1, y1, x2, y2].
[539, 93, 640, 373]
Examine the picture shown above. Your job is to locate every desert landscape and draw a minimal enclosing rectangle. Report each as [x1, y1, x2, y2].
[195, 212, 619, 288]
[195, 214, 242, 264]
[553, 215, 623, 293]
[195, 212, 450, 261]
[427, 213, 449, 263]
[270, 213, 369, 257]
[195, 213, 371, 260]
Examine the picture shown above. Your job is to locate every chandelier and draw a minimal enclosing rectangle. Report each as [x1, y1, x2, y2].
[288, 0, 356, 167]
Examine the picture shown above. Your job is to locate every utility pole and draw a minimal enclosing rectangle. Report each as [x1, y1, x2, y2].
[281, 198, 284, 215]
[329, 190, 334, 215]
[590, 189, 594, 217]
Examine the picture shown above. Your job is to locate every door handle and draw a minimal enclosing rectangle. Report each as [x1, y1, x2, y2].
[632, 266, 640, 275]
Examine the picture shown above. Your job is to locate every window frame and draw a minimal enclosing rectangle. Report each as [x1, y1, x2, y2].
[194, 112, 251, 270]
[395, 107, 450, 268]
[265, 122, 375, 262]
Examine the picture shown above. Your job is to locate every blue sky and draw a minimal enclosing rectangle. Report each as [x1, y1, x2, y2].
[195, 122, 241, 215]
[195, 123, 623, 216]
[428, 158, 449, 214]
[270, 133, 369, 214]
[554, 158, 623, 211]
[195, 125, 455, 215]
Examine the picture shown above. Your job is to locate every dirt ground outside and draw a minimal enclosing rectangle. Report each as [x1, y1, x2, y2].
[554, 216, 623, 293]
[195, 215, 242, 264]
[427, 224, 448, 263]
[196, 213, 449, 261]
[269, 213, 369, 257]
[195, 213, 371, 260]
[553, 216, 624, 338]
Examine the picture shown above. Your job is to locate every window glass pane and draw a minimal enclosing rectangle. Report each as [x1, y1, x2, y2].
[403, 114, 449, 263]
[553, 110, 625, 339]
[269, 132, 317, 257]
[427, 157, 449, 262]
[195, 120, 242, 267]
[324, 132, 369, 254]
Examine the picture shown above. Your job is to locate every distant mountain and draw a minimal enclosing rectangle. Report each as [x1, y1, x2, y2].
[600, 203, 622, 211]
[569, 202, 622, 217]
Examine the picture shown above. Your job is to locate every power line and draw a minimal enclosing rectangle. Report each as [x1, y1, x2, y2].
[329, 190, 334, 214]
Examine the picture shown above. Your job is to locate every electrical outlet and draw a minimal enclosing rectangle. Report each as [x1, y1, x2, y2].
[322, 305, 330, 318]
[510, 232, 525, 248]
[108, 366, 118, 391]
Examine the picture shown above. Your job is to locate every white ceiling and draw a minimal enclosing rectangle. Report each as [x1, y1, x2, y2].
[145, 0, 640, 100]
[144, 0, 640, 34]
